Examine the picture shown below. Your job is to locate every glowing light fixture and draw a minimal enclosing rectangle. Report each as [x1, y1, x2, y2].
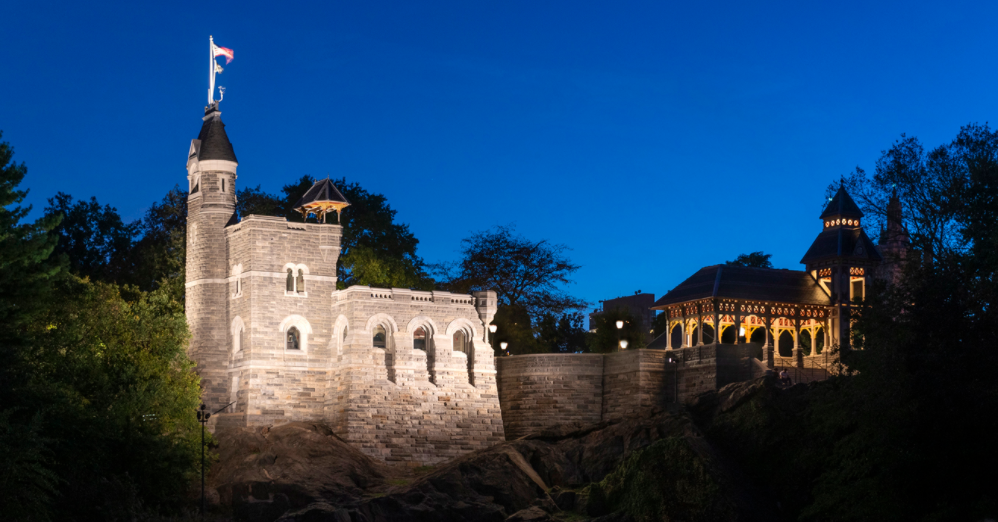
[619, 340, 629, 349]
[489, 324, 497, 333]
[615, 320, 624, 329]
[500, 342, 508, 350]
[739, 327, 746, 336]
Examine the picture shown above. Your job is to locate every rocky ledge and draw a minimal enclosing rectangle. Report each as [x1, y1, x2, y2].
[207, 378, 785, 521]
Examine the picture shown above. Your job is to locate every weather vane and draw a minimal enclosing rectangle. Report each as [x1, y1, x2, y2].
[208, 35, 234, 106]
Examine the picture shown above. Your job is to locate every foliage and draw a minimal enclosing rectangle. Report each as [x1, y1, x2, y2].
[45, 192, 139, 284]
[586, 306, 646, 353]
[43, 186, 188, 298]
[535, 312, 589, 353]
[583, 437, 734, 521]
[0, 133, 202, 520]
[236, 175, 431, 290]
[440, 225, 587, 318]
[725, 251, 774, 268]
[650, 311, 670, 339]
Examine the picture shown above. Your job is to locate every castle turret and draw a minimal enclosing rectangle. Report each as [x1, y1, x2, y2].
[186, 102, 238, 411]
[876, 190, 910, 284]
[801, 185, 881, 351]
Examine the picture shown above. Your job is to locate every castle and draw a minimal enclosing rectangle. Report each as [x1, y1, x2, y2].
[185, 103, 504, 465]
[184, 98, 911, 462]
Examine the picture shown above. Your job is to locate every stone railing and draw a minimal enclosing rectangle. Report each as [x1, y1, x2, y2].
[333, 285, 477, 305]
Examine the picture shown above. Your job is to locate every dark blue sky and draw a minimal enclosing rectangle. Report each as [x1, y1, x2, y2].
[3, 1, 996, 311]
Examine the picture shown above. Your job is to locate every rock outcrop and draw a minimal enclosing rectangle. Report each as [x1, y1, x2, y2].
[208, 380, 787, 521]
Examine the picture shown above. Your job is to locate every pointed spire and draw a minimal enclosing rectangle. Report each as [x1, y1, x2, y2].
[195, 105, 237, 162]
[820, 185, 864, 220]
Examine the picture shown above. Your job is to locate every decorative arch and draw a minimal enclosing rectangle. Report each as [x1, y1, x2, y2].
[446, 318, 479, 386]
[366, 313, 400, 383]
[365, 313, 400, 335]
[281, 262, 310, 275]
[405, 315, 440, 336]
[278, 314, 313, 352]
[445, 317, 480, 340]
[407, 316, 438, 384]
[331, 315, 350, 356]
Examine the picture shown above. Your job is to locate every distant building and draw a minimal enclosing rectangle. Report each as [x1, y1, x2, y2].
[589, 292, 656, 335]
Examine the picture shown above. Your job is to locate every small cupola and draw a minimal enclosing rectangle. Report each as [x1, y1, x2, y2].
[293, 177, 351, 223]
[820, 185, 864, 229]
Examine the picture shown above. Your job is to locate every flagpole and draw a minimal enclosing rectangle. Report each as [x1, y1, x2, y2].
[208, 35, 215, 105]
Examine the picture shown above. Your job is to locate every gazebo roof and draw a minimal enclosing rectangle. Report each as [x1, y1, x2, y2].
[800, 226, 882, 265]
[652, 265, 831, 309]
[293, 178, 350, 210]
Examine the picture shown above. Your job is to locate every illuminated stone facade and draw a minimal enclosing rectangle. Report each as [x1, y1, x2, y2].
[184, 104, 504, 465]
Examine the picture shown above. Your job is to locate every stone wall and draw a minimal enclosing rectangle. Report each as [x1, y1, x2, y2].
[496, 344, 762, 438]
[496, 354, 603, 439]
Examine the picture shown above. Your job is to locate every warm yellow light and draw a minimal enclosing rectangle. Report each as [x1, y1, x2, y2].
[619, 340, 629, 349]
[739, 327, 746, 336]
[615, 320, 624, 329]
[489, 324, 497, 333]
[500, 342, 508, 350]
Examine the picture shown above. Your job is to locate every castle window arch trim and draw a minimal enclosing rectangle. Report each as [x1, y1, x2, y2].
[282, 263, 310, 297]
[278, 315, 313, 352]
[231, 316, 246, 354]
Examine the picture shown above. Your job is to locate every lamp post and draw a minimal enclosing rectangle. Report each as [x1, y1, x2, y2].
[667, 356, 679, 403]
[615, 320, 624, 352]
[489, 324, 497, 349]
[196, 401, 234, 520]
[619, 339, 629, 349]
[500, 341, 509, 356]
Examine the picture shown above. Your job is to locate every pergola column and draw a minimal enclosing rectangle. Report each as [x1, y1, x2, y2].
[733, 309, 742, 345]
[666, 318, 673, 350]
[810, 326, 817, 357]
[697, 309, 704, 346]
[680, 318, 687, 348]
[793, 318, 803, 368]
[764, 315, 774, 369]
[713, 308, 720, 345]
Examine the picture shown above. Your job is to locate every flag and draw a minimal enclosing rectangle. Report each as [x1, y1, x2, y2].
[215, 62, 224, 74]
[212, 44, 234, 64]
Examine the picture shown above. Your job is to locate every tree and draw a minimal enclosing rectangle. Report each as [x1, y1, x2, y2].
[587, 307, 646, 353]
[536, 312, 589, 353]
[129, 185, 187, 298]
[801, 124, 998, 520]
[443, 225, 587, 318]
[725, 251, 773, 268]
[0, 131, 64, 519]
[236, 176, 431, 289]
[0, 133, 202, 520]
[45, 192, 139, 284]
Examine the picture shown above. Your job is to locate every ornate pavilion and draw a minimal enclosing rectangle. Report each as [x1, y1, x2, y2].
[651, 186, 905, 361]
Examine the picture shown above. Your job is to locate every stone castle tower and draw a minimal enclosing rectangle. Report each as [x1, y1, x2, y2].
[185, 103, 505, 465]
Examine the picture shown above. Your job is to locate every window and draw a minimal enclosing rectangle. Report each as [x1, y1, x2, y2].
[221, 178, 226, 192]
[297, 269, 305, 294]
[373, 326, 387, 349]
[452, 330, 467, 354]
[850, 278, 865, 302]
[286, 269, 294, 293]
[286, 327, 301, 350]
[413, 327, 427, 351]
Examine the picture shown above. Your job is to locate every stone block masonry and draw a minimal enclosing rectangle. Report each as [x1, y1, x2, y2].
[496, 344, 761, 438]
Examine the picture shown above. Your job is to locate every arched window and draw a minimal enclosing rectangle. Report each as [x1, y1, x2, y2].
[297, 269, 305, 293]
[413, 327, 427, 351]
[452, 330, 467, 354]
[373, 326, 387, 349]
[287, 327, 301, 350]
[286, 269, 294, 292]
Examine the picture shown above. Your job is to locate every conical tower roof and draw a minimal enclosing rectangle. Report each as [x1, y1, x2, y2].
[820, 185, 864, 219]
[195, 105, 237, 162]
